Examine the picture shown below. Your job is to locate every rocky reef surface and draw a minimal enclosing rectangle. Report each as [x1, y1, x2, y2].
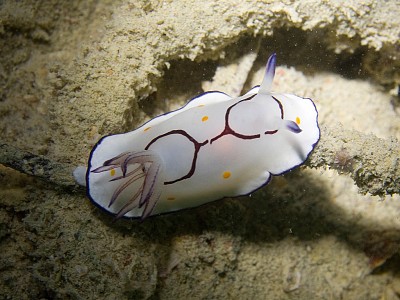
[1, 1, 399, 299]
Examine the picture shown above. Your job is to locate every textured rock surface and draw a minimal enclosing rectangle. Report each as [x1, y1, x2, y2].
[1, 1, 399, 299]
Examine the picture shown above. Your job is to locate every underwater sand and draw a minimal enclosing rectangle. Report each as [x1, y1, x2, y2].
[1, 1, 399, 299]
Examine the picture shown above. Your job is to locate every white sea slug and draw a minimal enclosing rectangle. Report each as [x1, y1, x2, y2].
[74, 54, 320, 220]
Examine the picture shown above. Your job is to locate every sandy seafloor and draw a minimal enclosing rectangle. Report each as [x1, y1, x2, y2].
[1, 1, 400, 299]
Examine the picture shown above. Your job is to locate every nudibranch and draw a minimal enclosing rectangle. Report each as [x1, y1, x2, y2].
[77, 54, 320, 220]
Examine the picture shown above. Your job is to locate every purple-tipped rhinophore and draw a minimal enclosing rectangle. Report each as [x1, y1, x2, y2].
[259, 53, 277, 94]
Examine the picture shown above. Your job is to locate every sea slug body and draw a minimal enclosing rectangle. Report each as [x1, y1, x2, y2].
[77, 54, 320, 220]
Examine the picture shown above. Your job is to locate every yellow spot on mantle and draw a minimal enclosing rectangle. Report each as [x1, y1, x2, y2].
[144, 127, 151, 132]
[222, 171, 231, 179]
[198, 104, 205, 107]
[110, 169, 116, 176]
[295, 117, 301, 125]
[202, 116, 209, 122]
